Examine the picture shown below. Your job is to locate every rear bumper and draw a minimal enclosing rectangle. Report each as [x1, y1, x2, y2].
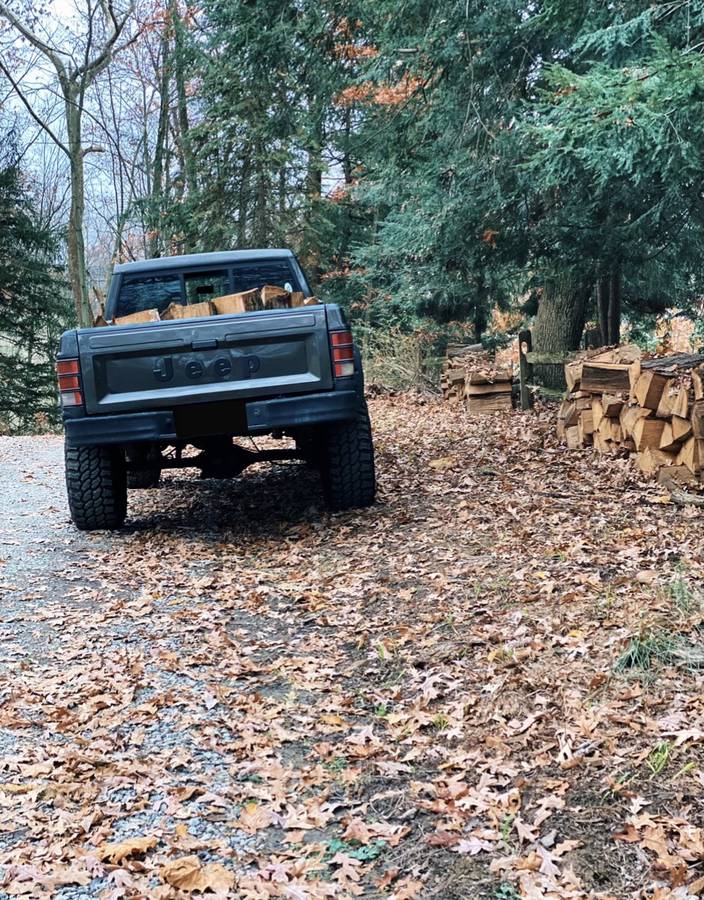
[246, 389, 357, 432]
[64, 390, 358, 447]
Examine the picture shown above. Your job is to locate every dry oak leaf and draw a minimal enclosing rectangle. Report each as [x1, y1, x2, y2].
[238, 802, 274, 834]
[98, 835, 158, 864]
[160, 856, 235, 893]
[428, 456, 457, 472]
[391, 877, 424, 899]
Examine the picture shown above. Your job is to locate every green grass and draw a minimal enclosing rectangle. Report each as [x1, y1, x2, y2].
[615, 628, 704, 674]
[646, 740, 672, 776]
[666, 573, 700, 615]
[493, 885, 521, 900]
[324, 838, 387, 862]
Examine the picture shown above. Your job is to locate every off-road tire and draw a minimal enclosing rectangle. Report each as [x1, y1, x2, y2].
[321, 405, 376, 511]
[65, 444, 127, 530]
[127, 467, 161, 489]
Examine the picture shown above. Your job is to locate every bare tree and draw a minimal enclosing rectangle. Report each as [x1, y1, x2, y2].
[0, 0, 137, 326]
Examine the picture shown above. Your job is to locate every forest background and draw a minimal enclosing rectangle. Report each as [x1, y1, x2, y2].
[2, 0, 704, 431]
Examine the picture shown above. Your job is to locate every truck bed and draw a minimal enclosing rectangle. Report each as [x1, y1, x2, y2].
[76, 306, 334, 415]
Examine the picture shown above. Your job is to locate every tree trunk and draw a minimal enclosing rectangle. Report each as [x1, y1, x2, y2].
[237, 147, 251, 247]
[607, 268, 621, 345]
[532, 275, 590, 389]
[342, 108, 353, 185]
[148, 28, 171, 258]
[597, 276, 610, 345]
[473, 270, 488, 342]
[303, 112, 324, 286]
[253, 138, 267, 246]
[65, 93, 90, 328]
[170, 0, 196, 196]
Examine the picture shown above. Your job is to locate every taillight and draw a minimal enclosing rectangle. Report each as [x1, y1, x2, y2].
[330, 330, 355, 378]
[56, 358, 83, 407]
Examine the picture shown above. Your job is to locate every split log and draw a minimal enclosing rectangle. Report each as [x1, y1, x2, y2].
[601, 394, 624, 418]
[161, 300, 213, 320]
[591, 396, 604, 430]
[691, 400, 704, 439]
[672, 386, 689, 420]
[260, 284, 291, 308]
[466, 393, 512, 415]
[659, 421, 684, 453]
[693, 366, 704, 401]
[565, 425, 581, 450]
[212, 289, 259, 314]
[637, 447, 676, 478]
[632, 417, 666, 451]
[672, 415, 693, 443]
[466, 370, 512, 385]
[620, 405, 652, 439]
[565, 360, 583, 392]
[593, 432, 617, 454]
[465, 382, 512, 396]
[578, 410, 595, 444]
[598, 417, 622, 443]
[580, 361, 634, 393]
[633, 371, 671, 410]
[677, 437, 704, 475]
[113, 308, 160, 325]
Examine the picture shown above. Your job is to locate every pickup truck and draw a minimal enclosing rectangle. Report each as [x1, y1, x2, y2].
[56, 249, 375, 530]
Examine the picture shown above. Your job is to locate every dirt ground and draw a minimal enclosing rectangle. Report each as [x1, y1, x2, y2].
[1, 394, 704, 899]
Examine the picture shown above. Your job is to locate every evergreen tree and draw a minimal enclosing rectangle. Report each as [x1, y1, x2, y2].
[342, 1, 704, 355]
[0, 148, 73, 432]
[187, 0, 356, 285]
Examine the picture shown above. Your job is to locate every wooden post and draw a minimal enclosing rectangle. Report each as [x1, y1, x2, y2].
[519, 329, 533, 411]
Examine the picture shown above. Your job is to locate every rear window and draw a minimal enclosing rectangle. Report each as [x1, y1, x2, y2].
[185, 270, 228, 304]
[116, 274, 181, 318]
[114, 259, 302, 319]
[232, 261, 297, 293]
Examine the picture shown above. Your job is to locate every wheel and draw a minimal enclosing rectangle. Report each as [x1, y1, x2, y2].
[321, 405, 376, 511]
[127, 467, 161, 489]
[64, 444, 127, 530]
[126, 447, 161, 488]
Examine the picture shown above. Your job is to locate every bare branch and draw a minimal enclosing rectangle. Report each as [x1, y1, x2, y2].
[0, 1, 70, 79]
[0, 56, 69, 156]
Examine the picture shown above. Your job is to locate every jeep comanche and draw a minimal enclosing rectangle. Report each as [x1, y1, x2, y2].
[56, 249, 375, 530]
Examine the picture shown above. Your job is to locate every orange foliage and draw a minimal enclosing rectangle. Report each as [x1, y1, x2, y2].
[333, 43, 379, 60]
[654, 310, 696, 354]
[336, 75, 422, 107]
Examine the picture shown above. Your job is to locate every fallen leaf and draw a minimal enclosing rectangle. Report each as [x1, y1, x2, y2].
[160, 856, 235, 893]
[98, 836, 157, 864]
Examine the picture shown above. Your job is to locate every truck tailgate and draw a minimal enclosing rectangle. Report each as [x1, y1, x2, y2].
[77, 307, 334, 415]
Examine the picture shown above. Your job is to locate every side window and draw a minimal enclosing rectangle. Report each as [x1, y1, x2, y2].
[184, 270, 229, 305]
[116, 274, 182, 318]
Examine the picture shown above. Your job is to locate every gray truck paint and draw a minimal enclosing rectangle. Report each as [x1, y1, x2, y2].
[76, 306, 333, 415]
[58, 251, 358, 446]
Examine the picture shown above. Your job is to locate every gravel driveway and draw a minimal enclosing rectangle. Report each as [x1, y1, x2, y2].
[2, 399, 702, 899]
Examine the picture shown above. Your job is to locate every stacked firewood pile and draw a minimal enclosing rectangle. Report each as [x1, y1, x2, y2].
[558, 345, 704, 485]
[111, 285, 318, 326]
[441, 344, 513, 414]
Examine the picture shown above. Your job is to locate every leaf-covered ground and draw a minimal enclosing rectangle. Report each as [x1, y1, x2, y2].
[1, 395, 704, 899]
